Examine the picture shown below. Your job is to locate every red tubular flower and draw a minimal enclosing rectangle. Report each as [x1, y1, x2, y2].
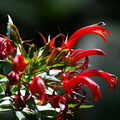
[0, 35, 16, 56]
[79, 70, 117, 92]
[63, 22, 112, 49]
[12, 55, 29, 72]
[63, 76, 102, 101]
[65, 49, 107, 65]
[28, 76, 46, 103]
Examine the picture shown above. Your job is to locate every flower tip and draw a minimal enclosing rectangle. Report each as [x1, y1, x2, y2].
[96, 49, 107, 56]
[98, 51, 107, 56]
[97, 22, 106, 26]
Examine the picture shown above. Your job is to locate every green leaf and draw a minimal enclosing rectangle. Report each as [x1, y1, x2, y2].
[0, 77, 8, 83]
[15, 111, 27, 120]
[2, 62, 12, 75]
[39, 72, 60, 82]
[26, 96, 41, 120]
[0, 94, 7, 99]
[7, 15, 13, 24]
[6, 15, 22, 44]
[0, 100, 13, 112]
[0, 83, 7, 93]
[37, 103, 54, 111]
[6, 15, 14, 40]
[37, 103, 58, 119]
[51, 63, 64, 68]
[23, 108, 35, 115]
[68, 104, 94, 109]
[0, 74, 6, 79]
[80, 105, 94, 108]
[40, 110, 58, 119]
[49, 69, 61, 76]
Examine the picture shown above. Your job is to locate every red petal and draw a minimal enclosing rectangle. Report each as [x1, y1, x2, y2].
[49, 34, 65, 49]
[70, 49, 107, 65]
[80, 70, 117, 92]
[78, 57, 89, 70]
[12, 55, 29, 72]
[64, 25, 111, 49]
[63, 76, 102, 101]
[29, 76, 46, 103]
[37, 31, 47, 44]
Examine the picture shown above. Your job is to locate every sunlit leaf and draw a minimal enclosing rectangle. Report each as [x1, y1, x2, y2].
[68, 104, 94, 109]
[80, 105, 94, 108]
[15, 111, 27, 120]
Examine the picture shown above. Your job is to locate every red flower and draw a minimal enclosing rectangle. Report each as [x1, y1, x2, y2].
[49, 92, 68, 120]
[28, 75, 46, 103]
[63, 70, 117, 101]
[63, 75, 102, 101]
[0, 35, 16, 56]
[64, 49, 107, 65]
[80, 69, 117, 92]
[62, 22, 112, 49]
[12, 55, 29, 72]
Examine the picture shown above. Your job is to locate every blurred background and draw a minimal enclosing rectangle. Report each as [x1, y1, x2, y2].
[0, 0, 120, 120]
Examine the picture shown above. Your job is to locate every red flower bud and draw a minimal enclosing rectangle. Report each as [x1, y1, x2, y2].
[0, 35, 16, 56]
[7, 71, 21, 85]
[29, 76, 46, 103]
[12, 55, 29, 72]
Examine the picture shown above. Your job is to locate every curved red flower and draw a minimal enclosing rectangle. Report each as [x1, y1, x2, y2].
[63, 76, 102, 101]
[62, 22, 112, 49]
[79, 69, 117, 92]
[64, 49, 107, 65]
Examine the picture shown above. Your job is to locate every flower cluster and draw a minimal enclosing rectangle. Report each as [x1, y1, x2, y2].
[0, 16, 117, 120]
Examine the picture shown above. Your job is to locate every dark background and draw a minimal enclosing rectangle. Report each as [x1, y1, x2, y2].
[0, 0, 120, 120]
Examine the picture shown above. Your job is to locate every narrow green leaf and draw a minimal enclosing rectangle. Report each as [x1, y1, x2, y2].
[68, 104, 94, 109]
[0, 78, 8, 83]
[6, 15, 14, 40]
[80, 105, 94, 108]
[7, 15, 13, 24]
[0, 100, 13, 111]
[6, 15, 22, 44]
[8, 23, 22, 44]
[26, 97, 41, 120]
[23, 108, 35, 115]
